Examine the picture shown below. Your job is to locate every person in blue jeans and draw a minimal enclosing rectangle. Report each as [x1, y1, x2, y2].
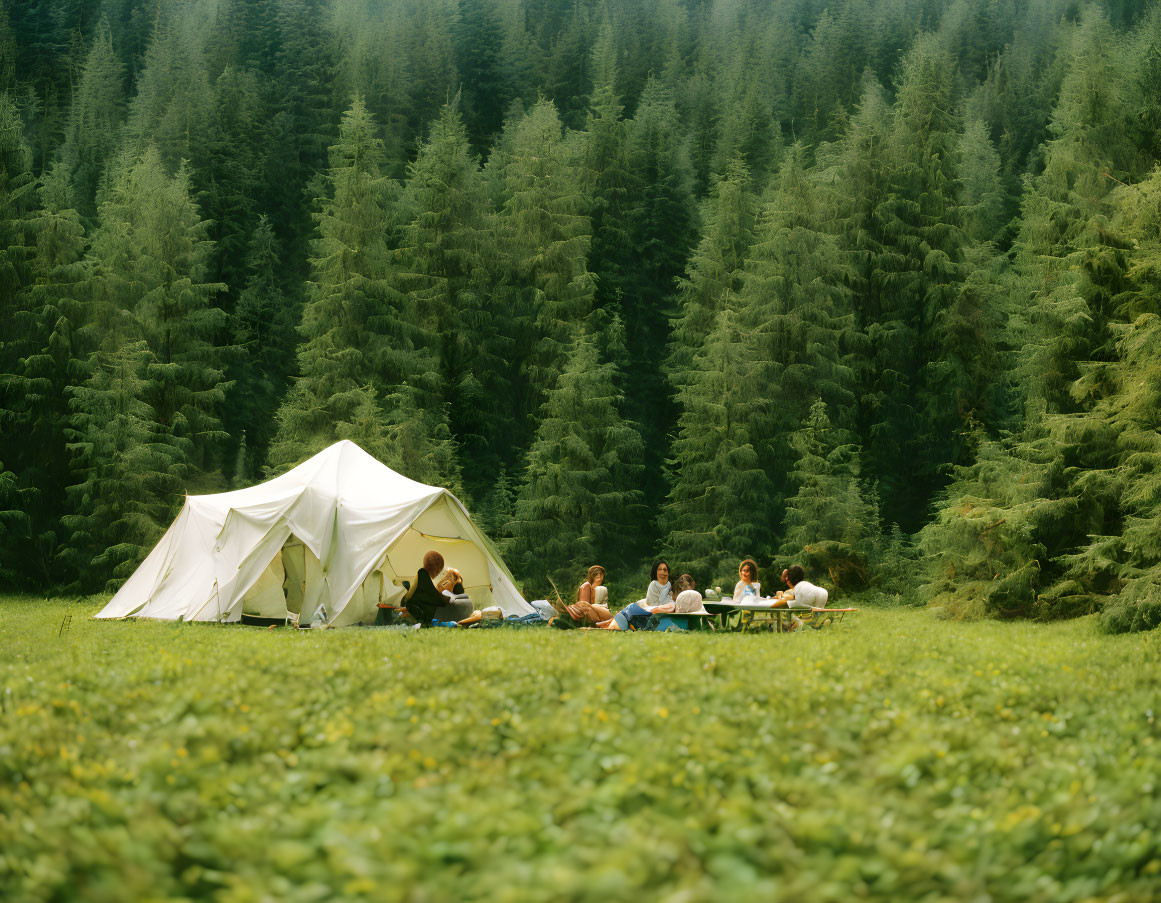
[601, 561, 675, 630]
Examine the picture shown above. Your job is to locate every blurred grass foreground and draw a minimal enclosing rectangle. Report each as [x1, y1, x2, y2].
[2, 598, 1159, 902]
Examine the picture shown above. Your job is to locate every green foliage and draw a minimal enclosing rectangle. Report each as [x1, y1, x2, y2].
[400, 97, 503, 499]
[4, 601, 1161, 901]
[663, 296, 776, 579]
[667, 155, 757, 392]
[509, 336, 644, 598]
[492, 97, 595, 453]
[86, 147, 229, 464]
[268, 97, 460, 491]
[60, 18, 124, 217]
[783, 402, 872, 553]
[61, 340, 186, 591]
[227, 216, 295, 478]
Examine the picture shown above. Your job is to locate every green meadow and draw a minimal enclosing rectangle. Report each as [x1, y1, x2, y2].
[2, 598, 1159, 903]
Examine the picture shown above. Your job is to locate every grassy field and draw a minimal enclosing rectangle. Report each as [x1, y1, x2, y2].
[1, 598, 1159, 903]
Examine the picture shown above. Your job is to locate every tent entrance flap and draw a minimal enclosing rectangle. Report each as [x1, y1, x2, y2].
[383, 498, 494, 608]
[239, 534, 319, 622]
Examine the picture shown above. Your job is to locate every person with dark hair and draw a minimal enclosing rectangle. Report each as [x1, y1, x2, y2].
[400, 550, 472, 626]
[598, 560, 673, 630]
[566, 564, 612, 624]
[733, 559, 761, 602]
[778, 565, 826, 605]
[773, 564, 829, 627]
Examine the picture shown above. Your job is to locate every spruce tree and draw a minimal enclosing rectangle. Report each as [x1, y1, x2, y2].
[60, 17, 124, 217]
[663, 297, 776, 582]
[580, 23, 634, 330]
[958, 117, 1007, 245]
[736, 146, 857, 516]
[268, 98, 460, 489]
[228, 216, 294, 479]
[509, 336, 644, 598]
[622, 76, 696, 519]
[453, 0, 509, 151]
[87, 147, 229, 467]
[494, 97, 595, 456]
[5, 165, 88, 585]
[62, 338, 185, 592]
[782, 400, 872, 555]
[122, 12, 213, 172]
[400, 96, 502, 500]
[667, 154, 757, 391]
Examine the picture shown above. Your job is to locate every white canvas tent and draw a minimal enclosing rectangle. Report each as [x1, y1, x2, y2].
[96, 440, 532, 626]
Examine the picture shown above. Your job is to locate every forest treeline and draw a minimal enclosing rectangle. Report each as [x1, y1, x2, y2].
[1, 0, 1159, 632]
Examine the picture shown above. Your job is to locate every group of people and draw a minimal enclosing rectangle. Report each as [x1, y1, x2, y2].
[562, 558, 829, 631]
[390, 550, 828, 631]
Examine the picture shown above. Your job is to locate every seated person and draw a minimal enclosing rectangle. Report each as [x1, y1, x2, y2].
[732, 559, 761, 602]
[773, 565, 829, 609]
[401, 551, 473, 626]
[565, 565, 612, 624]
[673, 575, 708, 614]
[601, 563, 678, 630]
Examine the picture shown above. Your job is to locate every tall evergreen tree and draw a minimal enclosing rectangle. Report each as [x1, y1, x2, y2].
[737, 146, 857, 515]
[581, 23, 634, 332]
[228, 216, 294, 481]
[494, 97, 595, 458]
[663, 297, 776, 581]
[61, 337, 185, 591]
[453, 0, 509, 151]
[87, 147, 229, 467]
[60, 17, 124, 217]
[4, 165, 88, 585]
[622, 76, 696, 518]
[122, 12, 213, 172]
[667, 154, 757, 391]
[509, 336, 644, 597]
[400, 96, 503, 500]
[268, 98, 460, 489]
[782, 400, 872, 553]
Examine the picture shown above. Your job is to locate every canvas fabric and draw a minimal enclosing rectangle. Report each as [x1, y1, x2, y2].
[96, 441, 532, 626]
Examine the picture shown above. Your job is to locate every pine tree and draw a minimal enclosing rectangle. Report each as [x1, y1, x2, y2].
[737, 146, 857, 515]
[581, 23, 634, 329]
[0, 94, 37, 572]
[60, 17, 124, 217]
[494, 97, 595, 456]
[192, 65, 268, 298]
[122, 12, 213, 172]
[61, 338, 186, 592]
[1013, 10, 1138, 417]
[453, 0, 509, 151]
[622, 76, 696, 519]
[268, 98, 460, 489]
[663, 297, 776, 582]
[87, 147, 229, 467]
[6, 165, 89, 585]
[958, 117, 1007, 244]
[400, 96, 503, 500]
[228, 216, 294, 478]
[509, 336, 644, 598]
[667, 154, 757, 391]
[0, 91, 35, 375]
[782, 400, 871, 553]
[267, 95, 400, 472]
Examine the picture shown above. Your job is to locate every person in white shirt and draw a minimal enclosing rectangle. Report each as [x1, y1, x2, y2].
[601, 561, 674, 630]
[732, 559, 761, 602]
[673, 574, 708, 615]
[775, 564, 828, 611]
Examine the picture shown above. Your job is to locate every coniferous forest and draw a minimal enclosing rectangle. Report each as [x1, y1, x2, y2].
[1, 0, 1160, 632]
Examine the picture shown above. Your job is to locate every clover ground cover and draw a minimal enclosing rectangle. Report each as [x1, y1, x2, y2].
[1, 598, 1159, 902]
